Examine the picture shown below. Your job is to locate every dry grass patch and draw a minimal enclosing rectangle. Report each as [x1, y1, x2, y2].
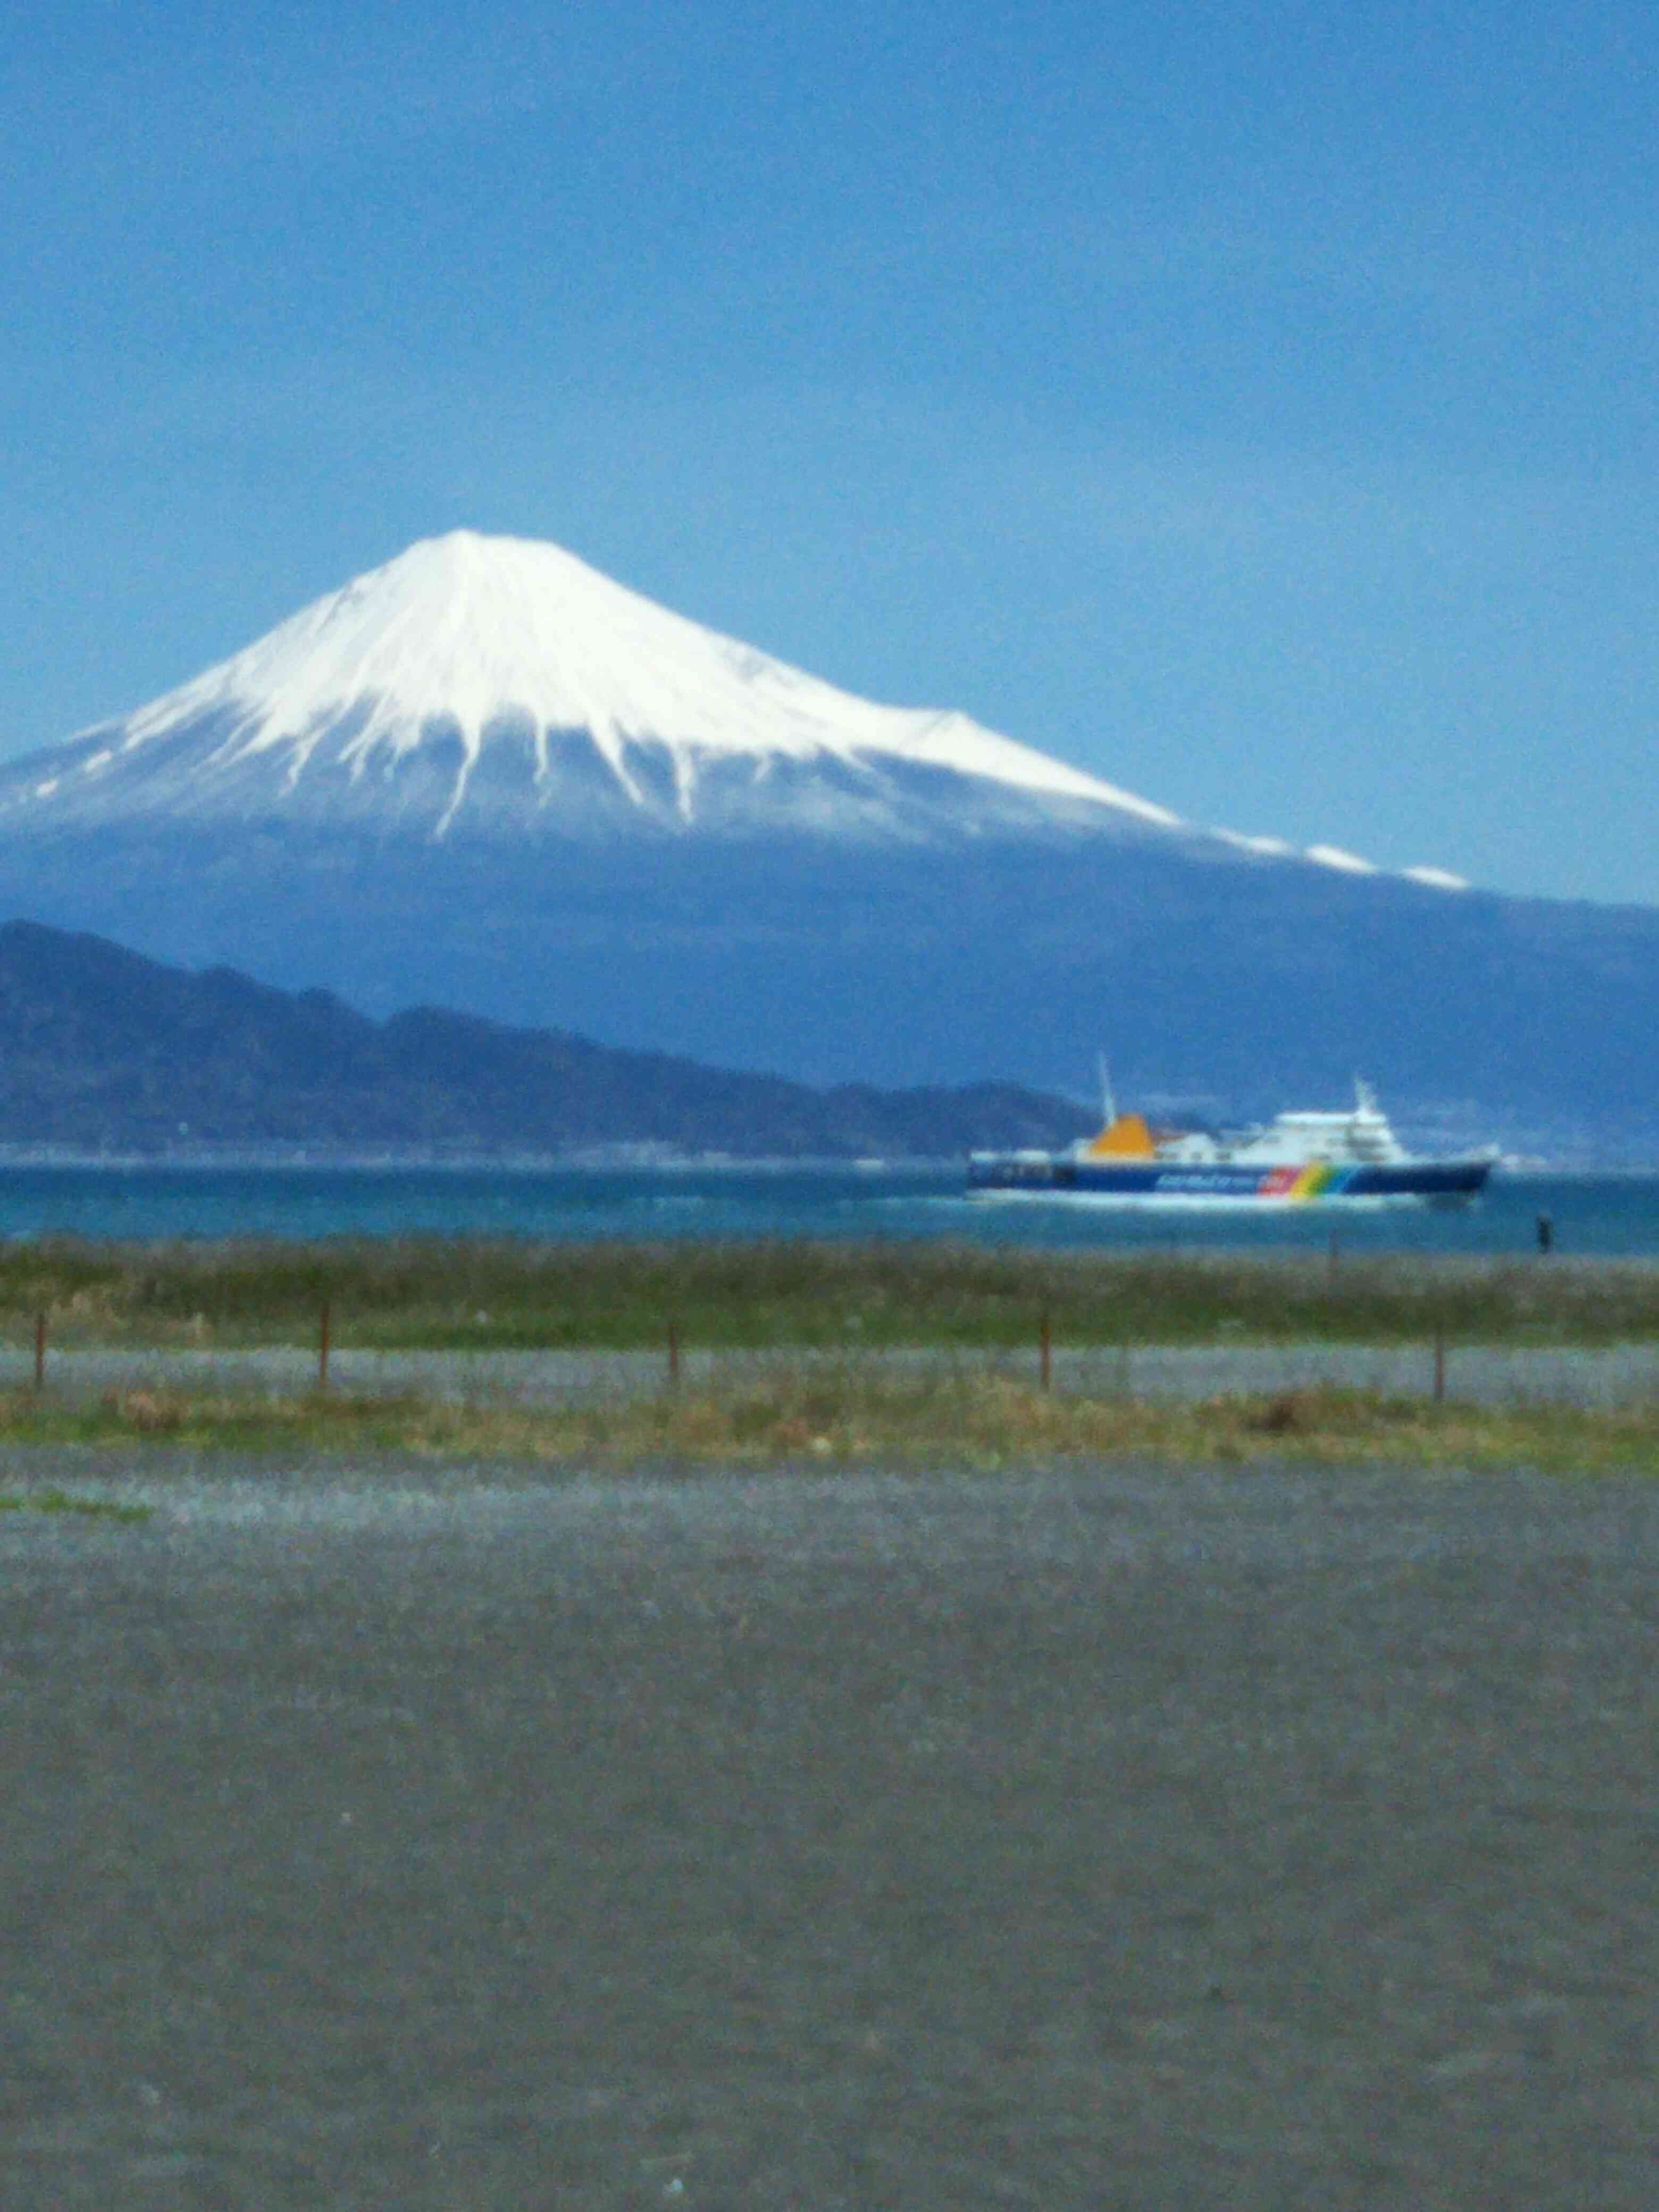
[104, 1388, 188, 1434]
[0, 1371, 1652, 1476]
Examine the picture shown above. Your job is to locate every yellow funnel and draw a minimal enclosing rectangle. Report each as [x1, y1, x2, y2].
[1084, 1112, 1157, 1159]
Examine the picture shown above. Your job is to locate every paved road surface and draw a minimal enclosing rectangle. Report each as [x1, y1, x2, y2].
[5, 1338, 1658, 1407]
[3, 1455, 1656, 2208]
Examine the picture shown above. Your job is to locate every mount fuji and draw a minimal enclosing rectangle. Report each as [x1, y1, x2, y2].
[1, 530, 1654, 1156]
[2, 527, 1444, 870]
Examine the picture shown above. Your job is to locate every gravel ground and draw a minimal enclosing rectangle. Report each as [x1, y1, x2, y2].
[2, 1453, 1656, 2209]
[5, 1338, 1659, 1407]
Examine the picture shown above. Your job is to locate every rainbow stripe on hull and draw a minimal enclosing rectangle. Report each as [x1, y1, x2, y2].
[967, 1157, 1492, 1206]
[970, 1079, 1496, 1207]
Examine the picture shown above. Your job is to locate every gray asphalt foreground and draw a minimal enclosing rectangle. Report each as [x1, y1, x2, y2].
[3, 1455, 1656, 2209]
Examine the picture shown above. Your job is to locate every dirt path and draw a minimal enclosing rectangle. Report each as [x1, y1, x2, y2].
[5, 1338, 1658, 1407]
[3, 1456, 1656, 2208]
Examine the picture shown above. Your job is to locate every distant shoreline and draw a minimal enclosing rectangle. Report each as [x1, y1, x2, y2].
[0, 1147, 959, 1172]
[0, 1147, 1652, 1180]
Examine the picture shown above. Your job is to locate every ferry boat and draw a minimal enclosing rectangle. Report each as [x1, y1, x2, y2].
[968, 1078, 1495, 1207]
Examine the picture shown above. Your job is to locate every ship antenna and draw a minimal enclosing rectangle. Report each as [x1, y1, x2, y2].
[1099, 1053, 1117, 1129]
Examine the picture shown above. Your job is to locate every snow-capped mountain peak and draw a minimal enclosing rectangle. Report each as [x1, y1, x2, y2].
[35, 530, 1174, 840]
[1, 530, 1463, 884]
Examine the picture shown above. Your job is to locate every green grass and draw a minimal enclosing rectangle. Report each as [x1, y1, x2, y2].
[0, 1486, 152, 1522]
[1, 1237, 1656, 1352]
[0, 1376, 1654, 1478]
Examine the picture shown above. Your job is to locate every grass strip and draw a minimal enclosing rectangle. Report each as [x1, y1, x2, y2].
[2, 1237, 1657, 1351]
[0, 1487, 152, 1522]
[1, 1377, 1654, 1477]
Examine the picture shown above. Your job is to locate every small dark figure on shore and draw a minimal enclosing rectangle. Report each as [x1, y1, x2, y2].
[1537, 1212, 1554, 1255]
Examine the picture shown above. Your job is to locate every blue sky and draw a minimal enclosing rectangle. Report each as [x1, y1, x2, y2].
[4, 0, 1656, 903]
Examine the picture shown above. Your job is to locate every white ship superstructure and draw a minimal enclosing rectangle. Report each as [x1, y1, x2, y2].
[970, 1080, 1494, 1206]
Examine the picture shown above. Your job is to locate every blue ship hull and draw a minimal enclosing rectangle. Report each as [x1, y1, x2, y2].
[967, 1155, 1493, 1205]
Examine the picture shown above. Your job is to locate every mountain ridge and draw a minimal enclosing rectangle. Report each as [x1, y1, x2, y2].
[0, 532, 1651, 1159]
[0, 919, 1094, 1157]
[0, 530, 1459, 878]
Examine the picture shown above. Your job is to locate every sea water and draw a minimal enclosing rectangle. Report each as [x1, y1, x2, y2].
[0, 1163, 1655, 1257]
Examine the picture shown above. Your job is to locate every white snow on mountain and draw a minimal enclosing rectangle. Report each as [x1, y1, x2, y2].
[78, 531, 1177, 834]
[4, 529, 1466, 883]
[1401, 864, 1471, 891]
[1304, 843, 1379, 876]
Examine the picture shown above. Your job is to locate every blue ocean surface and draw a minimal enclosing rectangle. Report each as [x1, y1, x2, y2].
[0, 1163, 1655, 1257]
